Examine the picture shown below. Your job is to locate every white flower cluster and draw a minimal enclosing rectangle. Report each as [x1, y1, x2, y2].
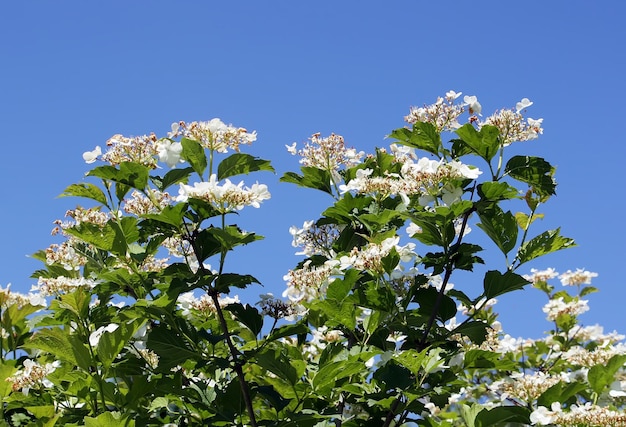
[542, 297, 589, 321]
[404, 91, 543, 146]
[289, 220, 340, 257]
[0, 284, 46, 309]
[123, 189, 172, 216]
[286, 133, 364, 172]
[177, 291, 240, 318]
[531, 402, 626, 426]
[331, 236, 417, 277]
[33, 276, 98, 297]
[169, 118, 257, 153]
[339, 156, 481, 206]
[404, 90, 470, 132]
[7, 359, 61, 396]
[176, 174, 270, 212]
[525, 268, 599, 288]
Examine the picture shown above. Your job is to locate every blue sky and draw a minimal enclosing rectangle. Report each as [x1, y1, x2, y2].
[1, 2, 624, 338]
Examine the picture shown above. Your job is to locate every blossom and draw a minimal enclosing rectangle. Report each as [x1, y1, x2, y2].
[177, 291, 240, 318]
[559, 268, 598, 287]
[156, 139, 184, 168]
[463, 95, 482, 115]
[169, 119, 256, 153]
[101, 133, 159, 168]
[524, 267, 559, 284]
[288, 133, 364, 171]
[33, 276, 99, 296]
[7, 359, 61, 396]
[176, 174, 270, 212]
[89, 323, 119, 347]
[405, 92, 466, 131]
[515, 97, 533, 113]
[82, 146, 101, 163]
[542, 297, 589, 321]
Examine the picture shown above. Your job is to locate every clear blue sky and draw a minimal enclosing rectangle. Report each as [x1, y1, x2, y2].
[1, 2, 624, 338]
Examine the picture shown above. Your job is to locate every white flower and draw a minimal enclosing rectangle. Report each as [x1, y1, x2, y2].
[285, 142, 297, 154]
[157, 140, 184, 168]
[406, 222, 422, 237]
[82, 146, 102, 164]
[463, 95, 482, 115]
[445, 90, 462, 100]
[89, 323, 119, 347]
[516, 98, 533, 113]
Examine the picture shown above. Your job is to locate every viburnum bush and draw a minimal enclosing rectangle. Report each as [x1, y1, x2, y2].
[0, 93, 624, 426]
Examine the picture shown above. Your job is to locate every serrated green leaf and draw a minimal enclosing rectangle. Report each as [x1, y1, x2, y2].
[150, 166, 194, 191]
[147, 324, 199, 371]
[476, 203, 518, 255]
[537, 381, 587, 408]
[450, 321, 490, 345]
[455, 124, 501, 163]
[393, 349, 427, 375]
[181, 137, 207, 177]
[59, 183, 108, 206]
[217, 153, 274, 180]
[588, 354, 626, 394]
[280, 167, 333, 195]
[515, 228, 576, 266]
[87, 162, 149, 191]
[25, 328, 92, 370]
[215, 273, 260, 292]
[389, 122, 441, 155]
[313, 360, 364, 394]
[475, 405, 530, 427]
[478, 181, 519, 201]
[225, 303, 263, 336]
[505, 155, 556, 196]
[483, 270, 529, 299]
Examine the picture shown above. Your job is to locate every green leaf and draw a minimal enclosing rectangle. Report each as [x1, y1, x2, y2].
[313, 360, 364, 394]
[87, 162, 149, 191]
[217, 153, 274, 180]
[25, 328, 92, 370]
[97, 319, 144, 369]
[256, 347, 299, 386]
[413, 286, 457, 322]
[143, 203, 187, 227]
[389, 122, 441, 155]
[109, 216, 140, 256]
[478, 181, 519, 201]
[515, 228, 576, 266]
[280, 167, 333, 195]
[59, 183, 108, 206]
[215, 273, 261, 293]
[514, 211, 544, 230]
[454, 123, 501, 163]
[450, 321, 490, 345]
[505, 155, 556, 196]
[393, 349, 427, 375]
[326, 269, 359, 300]
[265, 323, 309, 343]
[147, 324, 200, 371]
[85, 412, 135, 427]
[483, 270, 529, 299]
[588, 354, 626, 394]
[476, 203, 518, 255]
[181, 137, 207, 177]
[225, 303, 263, 336]
[475, 406, 530, 427]
[537, 381, 587, 408]
[64, 221, 117, 251]
[151, 166, 194, 191]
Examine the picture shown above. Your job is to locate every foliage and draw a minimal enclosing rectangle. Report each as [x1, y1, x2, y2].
[0, 95, 623, 427]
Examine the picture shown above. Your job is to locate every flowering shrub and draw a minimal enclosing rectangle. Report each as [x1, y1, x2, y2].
[0, 97, 622, 426]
